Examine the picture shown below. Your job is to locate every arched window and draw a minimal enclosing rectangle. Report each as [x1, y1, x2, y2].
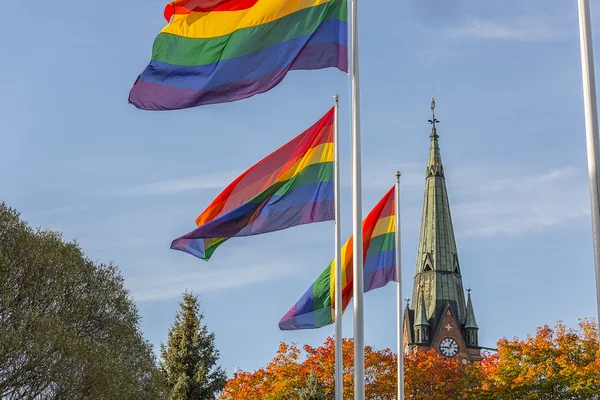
[424, 264, 432, 272]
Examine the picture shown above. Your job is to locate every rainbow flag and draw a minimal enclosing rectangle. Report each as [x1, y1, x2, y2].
[171, 108, 335, 260]
[129, 0, 348, 110]
[279, 187, 396, 330]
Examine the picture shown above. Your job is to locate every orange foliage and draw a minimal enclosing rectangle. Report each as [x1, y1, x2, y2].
[480, 319, 600, 399]
[220, 337, 471, 399]
[404, 348, 482, 400]
[221, 320, 599, 399]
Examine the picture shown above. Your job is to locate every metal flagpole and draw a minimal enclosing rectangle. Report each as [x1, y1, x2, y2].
[395, 172, 404, 400]
[333, 94, 343, 400]
[577, 0, 600, 331]
[350, 0, 365, 397]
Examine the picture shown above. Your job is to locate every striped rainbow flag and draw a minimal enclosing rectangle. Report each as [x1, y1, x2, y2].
[129, 0, 348, 110]
[279, 187, 396, 330]
[171, 108, 335, 260]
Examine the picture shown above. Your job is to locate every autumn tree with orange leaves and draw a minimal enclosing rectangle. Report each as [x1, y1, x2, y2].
[479, 319, 600, 400]
[220, 337, 474, 399]
[220, 320, 599, 400]
[404, 348, 482, 400]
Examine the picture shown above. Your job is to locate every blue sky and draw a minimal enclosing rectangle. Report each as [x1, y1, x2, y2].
[2, 0, 599, 375]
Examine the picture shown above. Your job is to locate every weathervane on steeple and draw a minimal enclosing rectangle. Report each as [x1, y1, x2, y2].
[428, 95, 439, 130]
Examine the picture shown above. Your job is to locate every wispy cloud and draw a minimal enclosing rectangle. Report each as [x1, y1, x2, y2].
[28, 204, 82, 216]
[121, 171, 241, 196]
[342, 162, 424, 190]
[451, 166, 589, 237]
[130, 261, 300, 302]
[449, 14, 570, 42]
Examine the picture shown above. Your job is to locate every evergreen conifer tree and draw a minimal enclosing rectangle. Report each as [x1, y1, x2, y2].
[161, 293, 226, 400]
[298, 372, 327, 400]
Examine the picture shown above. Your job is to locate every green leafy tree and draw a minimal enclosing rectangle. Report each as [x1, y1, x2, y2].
[0, 202, 166, 399]
[298, 372, 327, 400]
[161, 293, 227, 399]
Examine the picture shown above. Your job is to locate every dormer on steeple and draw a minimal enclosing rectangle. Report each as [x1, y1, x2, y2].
[464, 289, 479, 347]
[414, 289, 430, 345]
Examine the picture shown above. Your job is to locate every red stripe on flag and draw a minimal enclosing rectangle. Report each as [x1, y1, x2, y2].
[164, 0, 260, 21]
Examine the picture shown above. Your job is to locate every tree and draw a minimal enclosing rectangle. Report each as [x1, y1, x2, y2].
[220, 337, 399, 400]
[404, 348, 482, 400]
[480, 319, 600, 400]
[298, 372, 327, 400]
[220, 321, 599, 399]
[0, 202, 166, 399]
[220, 342, 302, 400]
[161, 293, 227, 399]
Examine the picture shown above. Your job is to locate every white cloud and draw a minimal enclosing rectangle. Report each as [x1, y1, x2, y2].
[122, 171, 241, 196]
[450, 166, 590, 237]
[343, 162, 423, 190]
[450, 15, 569, 42]
[310, 159, 588, 238]
[130, 261, 300, 302]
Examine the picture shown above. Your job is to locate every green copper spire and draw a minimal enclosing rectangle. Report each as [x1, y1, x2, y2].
[413, 288, 430, 345]
[414, 289, 429, 327]
[465, 289, 478, 329]
[412, 97, 467, 326]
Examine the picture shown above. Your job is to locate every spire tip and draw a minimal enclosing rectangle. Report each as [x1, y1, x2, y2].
[427, 95, 440, 133]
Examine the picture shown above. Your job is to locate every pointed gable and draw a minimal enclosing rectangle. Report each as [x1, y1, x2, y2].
[430, 302, 470, 361]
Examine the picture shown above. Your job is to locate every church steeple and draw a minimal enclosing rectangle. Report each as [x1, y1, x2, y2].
[465, 289, 479, 347]
[414, 288, 430, 345]
[404, 97, 482, 361]
[412, 97, 467, 328]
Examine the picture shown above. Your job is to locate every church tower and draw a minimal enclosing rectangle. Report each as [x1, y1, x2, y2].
[403, 99, 482, 363]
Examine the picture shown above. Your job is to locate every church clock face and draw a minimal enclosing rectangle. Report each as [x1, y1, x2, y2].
[439, 338, 459, 357]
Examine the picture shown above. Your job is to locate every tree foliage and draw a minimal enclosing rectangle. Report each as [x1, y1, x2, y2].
[0, 202, 166, 399]
[160, 293, 227, 400]
[480, 319, 600, 400]
[404, 348, 481, 400]
[220, 337, 398, 400]
[298, 372, 327, 400]
[221, 320, 599, 400]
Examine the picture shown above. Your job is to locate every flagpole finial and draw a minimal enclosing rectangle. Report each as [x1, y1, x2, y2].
[333, 93, 340, 102]
[396, 170, 401, 179]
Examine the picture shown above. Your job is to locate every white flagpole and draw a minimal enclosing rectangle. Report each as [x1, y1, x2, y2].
[350, 0, 365, 397]
[333, 94, 343, 400]
[395, 171, 404, 400]
[577, 0, 600, 331]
